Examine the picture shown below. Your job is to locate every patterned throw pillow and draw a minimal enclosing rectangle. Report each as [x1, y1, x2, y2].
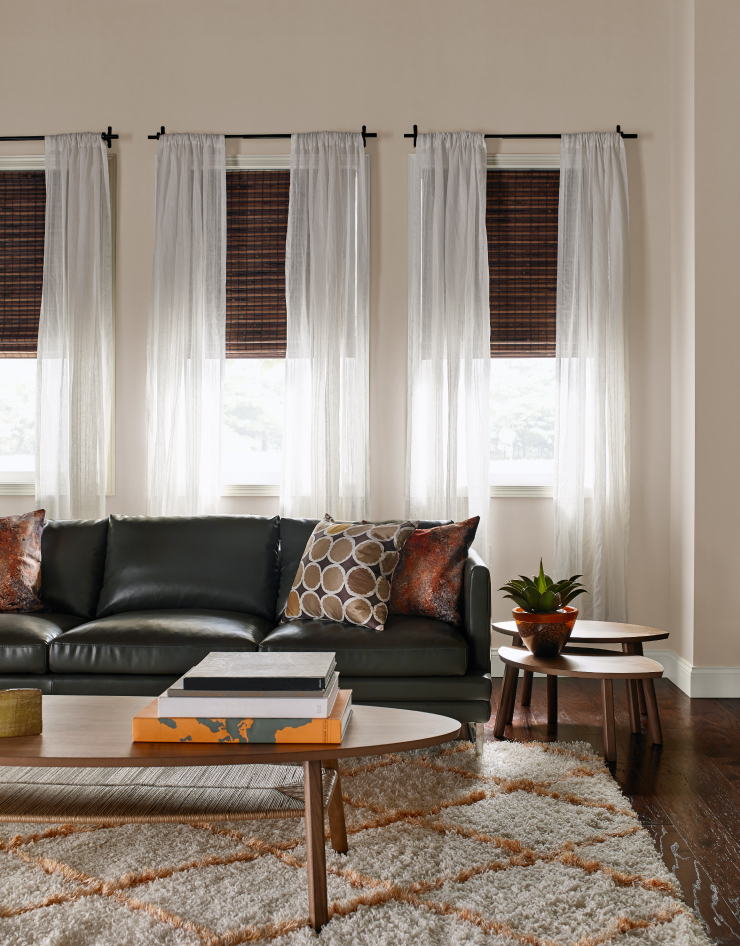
[0, 509, 46, 613]
[283, 516, 418, 632]
[388, 517, 479, 627]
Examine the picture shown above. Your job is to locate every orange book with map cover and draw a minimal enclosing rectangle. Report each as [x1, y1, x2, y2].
[132, 690, 352, 744]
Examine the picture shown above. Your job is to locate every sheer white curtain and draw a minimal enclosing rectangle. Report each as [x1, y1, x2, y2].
[406, 132, 490, 558]
[553, 133, 630, 620]
[146, 134, 226, 516]
[281, 132, 369, 520]
[36, 133, 112, 519]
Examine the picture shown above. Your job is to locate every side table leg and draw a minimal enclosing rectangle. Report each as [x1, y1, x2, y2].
[512, 636, 532, 707]
[494, 665, 517, 739]
[506, 669, 519, 724]
[304, 760, 329, 931]
[626, 680, 641, 734]
[622, 643, 641, 732]
[635, 643, 648, 715]
[546, 674, 558, 727]
[520, 670, 533, 706]
[322, 759, 348, 854]
[643, 679, 664, 746]
[601, 679, 616, 763]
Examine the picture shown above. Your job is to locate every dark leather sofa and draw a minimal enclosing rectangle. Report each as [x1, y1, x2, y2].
[0, 515, 492, 724]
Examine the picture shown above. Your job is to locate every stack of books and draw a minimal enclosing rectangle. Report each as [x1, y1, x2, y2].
[132, 652, 352, 744]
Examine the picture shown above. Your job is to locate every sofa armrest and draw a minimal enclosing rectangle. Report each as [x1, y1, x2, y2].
[462, 549, 491, 674]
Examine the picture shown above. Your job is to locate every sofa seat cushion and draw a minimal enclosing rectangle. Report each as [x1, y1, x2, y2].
[0, 613, 85, 673]
[48, 610, 274, 676]
[259, 615, 467, 676]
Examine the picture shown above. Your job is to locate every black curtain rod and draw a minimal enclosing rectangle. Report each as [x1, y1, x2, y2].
[404, 124, 637, 147]
[0, 127, 119, 149]
[149, 126, 378, 147]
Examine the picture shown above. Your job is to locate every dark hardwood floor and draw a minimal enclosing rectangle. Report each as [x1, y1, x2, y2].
[485, 676, 740, 945]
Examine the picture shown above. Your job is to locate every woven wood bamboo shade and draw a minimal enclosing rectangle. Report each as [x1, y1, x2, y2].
[226, 169, 289, 358]
[487, 169, 559, 358]
[0, 170, 45, 357]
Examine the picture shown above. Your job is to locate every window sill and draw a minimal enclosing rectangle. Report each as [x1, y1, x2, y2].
[0, 483, 35, 496]
[221, 485, 280, 497]
[490, 486, 553, 498]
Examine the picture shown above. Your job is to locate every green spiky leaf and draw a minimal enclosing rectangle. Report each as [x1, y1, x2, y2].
[561, 587, 588, 606]
[538, 589, 557, 611]
[502, 593, 531, 611]
[536, 559, 548, 594]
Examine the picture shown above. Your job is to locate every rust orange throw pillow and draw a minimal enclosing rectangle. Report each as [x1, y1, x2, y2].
[388, 517, 479, 627]
[0, 509, 46, 612]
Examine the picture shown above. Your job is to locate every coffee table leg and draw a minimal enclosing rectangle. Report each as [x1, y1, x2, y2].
[546, 674, 558, 726]
[322, 759, 348, 854]
[601, 679, 616, 762]
[494, 665, 517, 738]
[303, 760, 329, 931]
[520, 670, 533, 706]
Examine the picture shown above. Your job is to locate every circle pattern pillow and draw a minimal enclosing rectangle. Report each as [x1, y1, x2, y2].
[282, 516, 418, 632]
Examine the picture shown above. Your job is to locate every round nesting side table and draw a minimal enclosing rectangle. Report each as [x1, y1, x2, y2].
[491, 620, 669, 735]
[495, 646, 664, 762]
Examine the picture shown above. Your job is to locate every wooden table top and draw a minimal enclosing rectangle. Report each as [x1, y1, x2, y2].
[498, 645, 664, 680]
[492, 619, 669, 644]
[0, 697, 462, 768]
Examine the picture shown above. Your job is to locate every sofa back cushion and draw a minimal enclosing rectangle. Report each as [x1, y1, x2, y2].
[96, 515, 280, 620]
[40, 519, 109, 618]
[276, 518, 452, 619]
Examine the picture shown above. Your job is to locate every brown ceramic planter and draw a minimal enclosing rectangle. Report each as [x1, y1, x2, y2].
[512, 606, 578, 658]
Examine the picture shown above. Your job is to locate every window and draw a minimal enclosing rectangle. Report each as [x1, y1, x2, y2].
[487, 155, 559, 495]
[0, 155, 116, 495]
[221, 157, 289, 494]
[0, 164, 44, 493]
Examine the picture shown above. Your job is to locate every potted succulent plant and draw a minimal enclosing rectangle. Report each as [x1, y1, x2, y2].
[500, 561, 587, 658]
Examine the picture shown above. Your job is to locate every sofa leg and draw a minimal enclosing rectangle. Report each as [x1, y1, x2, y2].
[468, 722, 485, 756]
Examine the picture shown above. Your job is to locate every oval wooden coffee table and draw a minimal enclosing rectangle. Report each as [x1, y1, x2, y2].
[0, 696, 461, 932]
[495, 646, 664, 762]
[492, 620, 669, 731]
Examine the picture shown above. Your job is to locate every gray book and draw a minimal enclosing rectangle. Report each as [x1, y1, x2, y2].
[182, 652, 337, 692]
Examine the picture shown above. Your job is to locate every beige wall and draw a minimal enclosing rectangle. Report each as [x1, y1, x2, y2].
[694, 1, 740, 667]
[0, 1, 692, 656]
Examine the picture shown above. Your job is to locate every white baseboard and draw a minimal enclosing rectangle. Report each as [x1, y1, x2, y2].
[490, 647, 740, 699]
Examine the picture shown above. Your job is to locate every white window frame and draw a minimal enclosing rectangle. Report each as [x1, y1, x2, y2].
[487, 153, 559, 498]
[221, 153, 370, 496]
[0, 154, 117, 497]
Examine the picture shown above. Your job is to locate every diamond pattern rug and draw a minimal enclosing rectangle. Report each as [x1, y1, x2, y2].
[0, 740, 711, 945]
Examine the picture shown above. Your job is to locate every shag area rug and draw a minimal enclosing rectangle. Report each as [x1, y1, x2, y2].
[0, 740, 711, 946]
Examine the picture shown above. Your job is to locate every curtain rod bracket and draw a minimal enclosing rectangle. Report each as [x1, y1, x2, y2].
[101, 127, 119, 148]
[403, 124, 418, 147]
